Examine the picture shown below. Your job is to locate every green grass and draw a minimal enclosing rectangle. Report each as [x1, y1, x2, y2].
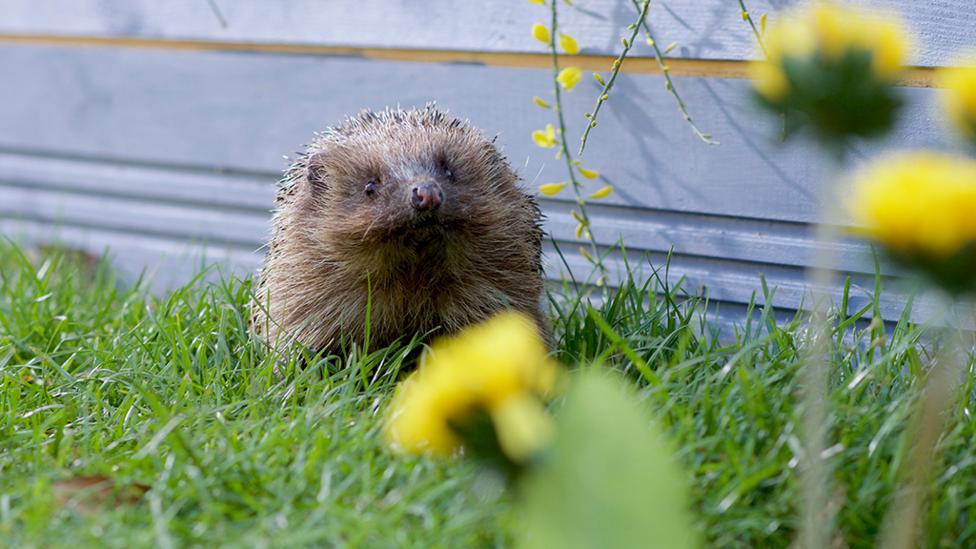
[1, 241, 975, 547]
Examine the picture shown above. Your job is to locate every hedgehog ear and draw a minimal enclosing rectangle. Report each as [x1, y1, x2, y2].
[305, 154, 330, 191]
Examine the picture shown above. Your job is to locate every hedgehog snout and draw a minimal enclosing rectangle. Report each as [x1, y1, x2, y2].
[410, 182, 442, 211]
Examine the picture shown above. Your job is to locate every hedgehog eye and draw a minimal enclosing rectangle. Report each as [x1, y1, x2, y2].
[439, 160, 456, 182]
[364, 179, 378, 196]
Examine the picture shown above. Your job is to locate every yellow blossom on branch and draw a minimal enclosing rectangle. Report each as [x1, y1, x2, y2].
[589, 185, 614, 199]
[850, 152, 976, 258]
[577, 166, 599, 179]
[749, 3, 910, 139]
[937, 61, 976, 144]
[385, 312, 560, 459]
[532, 24, 551, 45]
[532, 123, 557, 148]
[557, 67, 583, 91]
[538, 182, 567, 196]
[848, 151, 976, 293]
[559, 33, 580, 55]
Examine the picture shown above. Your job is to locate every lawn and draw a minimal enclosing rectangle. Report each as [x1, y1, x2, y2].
[2, 241, 975, 548]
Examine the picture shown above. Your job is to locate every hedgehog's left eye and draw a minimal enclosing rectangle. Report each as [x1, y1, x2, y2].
[439, 159, 456, 182]
[364, 179, 378, 196]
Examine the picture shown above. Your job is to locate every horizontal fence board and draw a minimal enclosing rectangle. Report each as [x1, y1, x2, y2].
[545, 243, 924, 323]
[2, 213, 925, 331]
[0, 45, 951, 226]
[0, 151, 274, 211]
[1, 1, 972, 67]
[0, 150, 895, 278]
[0, 185, 268, 247]
[0, 218, 262, 293]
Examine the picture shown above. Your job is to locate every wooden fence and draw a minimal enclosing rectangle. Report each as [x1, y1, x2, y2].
[1, 1, 973, 329]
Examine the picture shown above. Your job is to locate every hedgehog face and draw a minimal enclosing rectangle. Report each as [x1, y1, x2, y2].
[300, 109, 519, 259]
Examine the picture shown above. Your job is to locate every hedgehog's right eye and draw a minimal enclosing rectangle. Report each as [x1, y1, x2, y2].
[364, 179, 379, 196]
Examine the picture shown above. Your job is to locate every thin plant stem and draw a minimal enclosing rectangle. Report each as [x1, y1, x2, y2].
[204, 0, 228, 28]
[797, 145, 846, 549]
[736, 0, 767, 56]
[578, 0, 652, 156]
[628, 0, 715, 145]
[546, 0, 606, 276]
[880, 314, 965, 549]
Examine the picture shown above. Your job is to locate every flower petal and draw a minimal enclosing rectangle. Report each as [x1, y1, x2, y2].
[557, 67, 583, 91]
[578, 167, 600, 180]
[538, 182, 567, 196]
[532, 24, 551, 45]
[589, 185, 614, 199]
[559, 33, 580, 55]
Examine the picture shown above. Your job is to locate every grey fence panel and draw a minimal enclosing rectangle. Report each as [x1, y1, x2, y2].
[0, 45, 950, 224]
[2, 1, 973, 66]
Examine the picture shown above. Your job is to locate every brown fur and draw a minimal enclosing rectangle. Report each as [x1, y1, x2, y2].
[251, 106, 546, 355]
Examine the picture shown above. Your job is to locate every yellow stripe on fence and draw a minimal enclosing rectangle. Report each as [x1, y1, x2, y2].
[0, 33, 938, 87]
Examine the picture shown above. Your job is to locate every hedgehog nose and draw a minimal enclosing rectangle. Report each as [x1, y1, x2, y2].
[411, 183, 442, 211]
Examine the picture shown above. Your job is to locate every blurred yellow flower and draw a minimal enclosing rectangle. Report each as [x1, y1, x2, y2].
[589, 185, 614, 199]
[751, 3, 909, 103]
[532, 24, 551, 45]
[557, 67, 583, 91]
[577, 166, 600, 180]
[532, 124, 557, 148]
[849, 152, 976, 258]
[528, 0, 544, 4]
[749, 61, 790, 102]
[538, 182, 567, 196]
[533, 96, 552, 109]
[937, 61, 976, 143]
[559, 33, 580, 55]
[385, 312, 560, 459]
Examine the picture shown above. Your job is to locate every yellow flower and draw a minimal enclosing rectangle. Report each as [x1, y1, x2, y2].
[937, 61, 976, 143]
[559, 33, 579, 55]
[748, 60, 790, 102]
[753, 3, 909, 102]
[577, 166, 599, 180]
[532, 124, 557, 148]
[557, 67, 583, 91]
[528, 0, 544, 4]
[385, 312, 560, 459]
[589, 185, 613, 199]
[538, 182, 567, 196]
[849, 152, 976, 258]
[533, 96, 552, 109]
[532, 24, 551, 45]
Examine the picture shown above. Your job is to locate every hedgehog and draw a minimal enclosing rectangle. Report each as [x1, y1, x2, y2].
[251, 106, 547, 357]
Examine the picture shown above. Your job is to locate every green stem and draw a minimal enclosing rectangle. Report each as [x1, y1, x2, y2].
[578, 0, 652, 156]
[547, 0, 606, 277]
[736, 0, 767, 56]
[628, 0, 715, 144]
[797, 145, 846, 549]
[880, 312, 964, 549]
